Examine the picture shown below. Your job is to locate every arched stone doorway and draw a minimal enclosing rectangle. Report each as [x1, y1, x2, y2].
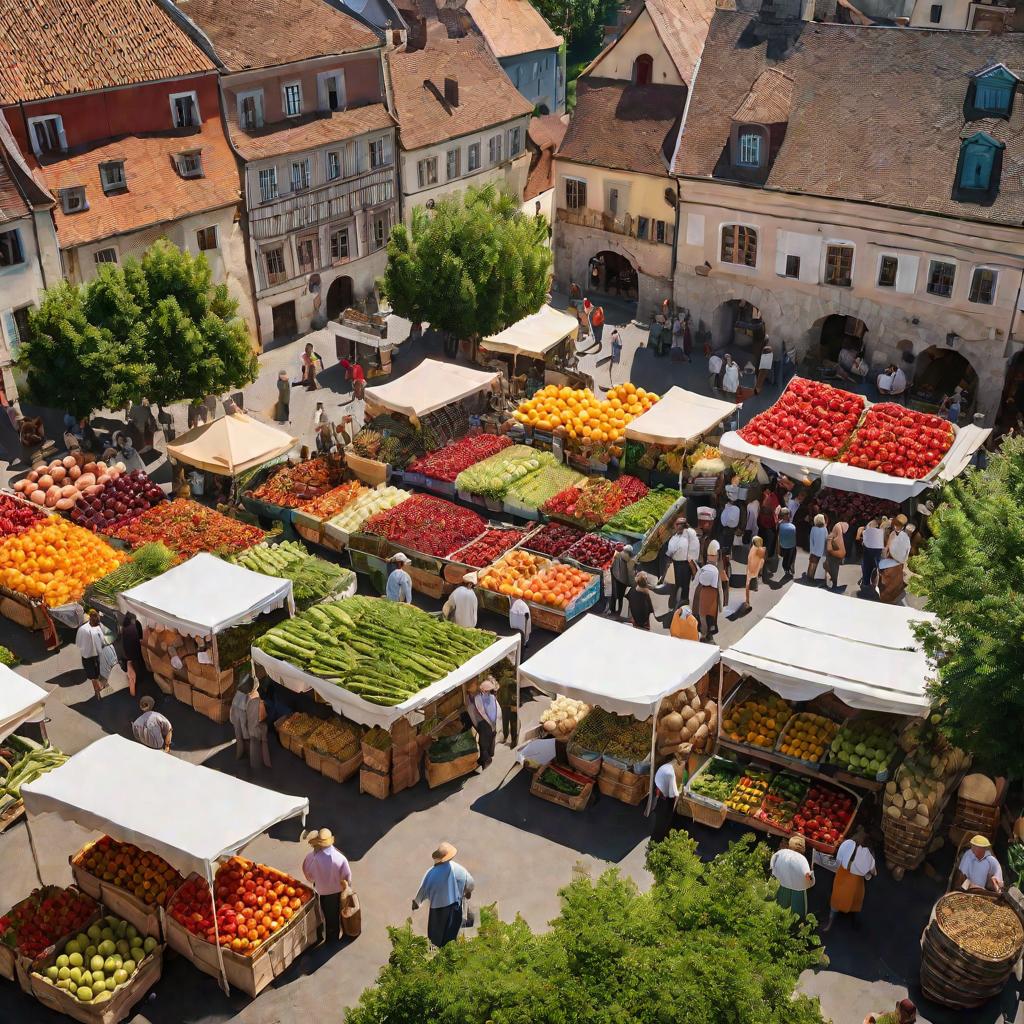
[714, 299, 763, 351]
[910, 345, 979, 413]
[326, 275, 354, 321]
[588, 250, 638, 304]
[818, 313, 867, 362]
[997, 349, 1024, 433]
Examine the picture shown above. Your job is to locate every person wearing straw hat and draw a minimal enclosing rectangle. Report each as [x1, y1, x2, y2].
[413, 842, 475, 947]
[385, 552, 413, 604]
[954, 835, 1003, 893]
[301, 828, 352, 943]
[443, 573, 479, 627]
[770, 834, 814, 918]
[467, 677, 502, 768]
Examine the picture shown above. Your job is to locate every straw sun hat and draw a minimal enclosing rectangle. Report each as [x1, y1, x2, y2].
[432, 841, 458, 863]
[302, 828, 336, 849]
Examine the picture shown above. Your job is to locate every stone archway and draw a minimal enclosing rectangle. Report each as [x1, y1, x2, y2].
[326, 275, 354, 321]
[713, 299, 763, 352]
[911, 345, 979, 412]
[817, 313, 867, 362]
[588, 249, 638, 305]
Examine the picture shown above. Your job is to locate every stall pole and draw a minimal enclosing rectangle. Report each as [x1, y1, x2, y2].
[205, 860, 231, 995]
[716, 663, 724, 749]
[23, 814, 45, 887]
[644, 697, 663, 816]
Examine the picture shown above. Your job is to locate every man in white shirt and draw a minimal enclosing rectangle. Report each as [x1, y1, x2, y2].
[509, 597, 531, 649]
[651, 756, 682, 842]
[756, 342, 774, 393]
[771, 835, 814, 918]
[955, 835, 1003, 892]
[719, 495, 741, 564]
[443, 573, 479, 628]
[878, 514, 913, 603]
[661, 518, 699, 609]
[708, 352, 723, 393]
[890, 365, 908, 402]
[76, 609, 107, 699]
[744, 496, 760, 544]
[721, 354, 740, 396]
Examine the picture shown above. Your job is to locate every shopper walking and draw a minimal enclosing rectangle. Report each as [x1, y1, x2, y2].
[661, 517, 699, 609]
[756, 341, 774, 393]
[743, 494, 760, 545]
[76, 609, 107, 700]
[608, 329, 622, 383]
[119, 612, 146, 698]
[413, 842, 475, 947]
[509, 596, 531, 650]
[777, 507, 798, 578]
[300, 342, 325, 390]
[467, 678, 501, 769]
[771, 835, 814, 918]
[857, 516, 885, 593]
[132, 696, 172, 752]
[743, 536, 766, 608]
[385, 552, 413, 603]
[229, 678, 271, 769]
[708, 352, 723, 393]
[650, 755, 682, 842]
[824, 520, 848, 591]
[443, 573, 479, 627]
[627, 573, 654, 630]
[590, 304, 605, 344]
[301, 828, 352, 943]
[720, 354, 740, 398]
[823, 829, 876, 932]
[805, 513, 827, 583]
[693, 560, 724, 640]
[609, 544, 635, 618]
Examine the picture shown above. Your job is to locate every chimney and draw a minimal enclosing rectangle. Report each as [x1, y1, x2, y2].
[444, 77, 459, 107]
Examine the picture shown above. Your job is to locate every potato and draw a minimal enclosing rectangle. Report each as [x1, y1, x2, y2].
[83, 462, 98, 475]
[27, 470, 39, 484]
[62, 455, 77, 469]
[30, 489, 46, 505]
[69, 465, 82, 480]
[55, 497, 75, 511]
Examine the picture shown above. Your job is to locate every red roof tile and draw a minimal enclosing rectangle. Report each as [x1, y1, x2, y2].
[227, 104, 395, 160]
[465, 0, 562, 59]
[0, 0, 214, 105]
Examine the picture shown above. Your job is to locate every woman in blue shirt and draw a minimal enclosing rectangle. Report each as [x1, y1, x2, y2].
[413, 842, 474, 947]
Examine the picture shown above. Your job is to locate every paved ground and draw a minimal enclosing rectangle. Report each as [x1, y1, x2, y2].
[0, 298, 1018, 1024]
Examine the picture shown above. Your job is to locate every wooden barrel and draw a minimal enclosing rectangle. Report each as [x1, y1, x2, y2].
[920, 892, 1024, 1008]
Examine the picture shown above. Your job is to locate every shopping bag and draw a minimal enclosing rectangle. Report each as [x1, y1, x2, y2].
[98, 643, 119, 680]
[341, 889, 362, 938]
[461, 896, 475, 929]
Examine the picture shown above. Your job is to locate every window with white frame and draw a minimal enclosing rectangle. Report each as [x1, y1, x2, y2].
[509, 127, 522, 157]
[969, 267, 997, 305]
[0, 230, 24, 268]
[291, 159, 311, 191]
[259, 167, 278, 202]
[720, 224, 757, 266]
[565, 177, 586, 210]
[369, 137, 388, 169]
[99, 160, 126, 193]
[60, 186, 87, 214]
[467, 143, 481, 172]
[175, 150, 204, 179]
[317, 71, 345, 112]
[28, 115, 66, 156]
[283, 83, 302, 117]
[488, 134, 502, 164]
[264, 246, 286, 282]
[238, 91, 264, 131]
[737, 129, 762, 168]
[93, 247, 118, 266]
[446, 148, 460, 181]
[417, 157, 438, 188]
[170, 92, 199, 129]
[1, 305, 32, 357]
[327, 151, 342, 181]
[196, 226, 218, 251]
[371, 210, 390, 251]
[330, 226, 350, 262]
[824, 244, 854, 287]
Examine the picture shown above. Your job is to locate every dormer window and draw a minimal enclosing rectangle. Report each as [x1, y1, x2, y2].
[60, 186, 87, 214]
[632, 54, 653, 86]
[737, 129, 762, 167]
[175, 150, 204, 179]
[99, 160, 126, 193]
[967, 64, 1018, 120]
[955, 131, 1004, 198]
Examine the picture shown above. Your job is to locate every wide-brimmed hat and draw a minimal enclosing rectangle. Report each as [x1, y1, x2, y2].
[788, 834, 806, 852]
[479, 678, 498, 693]
[139, 696, 155, 711]
[302, 828, 335, 849]
[895, 513, 908, 527]
[462, 572, 479, 585]
[391, 552, 411, 564]
[970, 834, 992, 849]
[432, 841, 457, 863]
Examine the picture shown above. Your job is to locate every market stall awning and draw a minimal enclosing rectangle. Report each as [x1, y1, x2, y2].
[479, 306, 579, 358]
[0, 666, 47, 743]
[626, 387, 737, 446]
[166, 413, 297, 476]
[252, 633, 520, 730]
[118, 553, 293, 637]
[721, 587, 936, 715]
[363, 359, 499, 419]
[519, 614, 719, 719]
[938, 423, 991, 482]
[21, 735, 308, 879]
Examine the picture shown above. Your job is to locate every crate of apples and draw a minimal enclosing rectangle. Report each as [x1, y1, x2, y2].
[168, 856, 312, 956]
[74, 836, 183, 907]
[566, 533, 621, 570]
[792, 784, 856, 851]
[0, 886, 98, 962]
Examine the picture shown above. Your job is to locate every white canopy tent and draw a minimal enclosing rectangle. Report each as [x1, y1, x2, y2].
[519, 613, 719, 719]
[625, 387, 737, 446]
[721, 587, 935, 716]
[166, 413, 297, 477]
[0, 666, 47, 743]
[252, 633, 520, 730]
[21, 735, 308, 991]
[363, 359, 499, 419]
[479, 306, 579, 359]
[118, 553, 294, 638]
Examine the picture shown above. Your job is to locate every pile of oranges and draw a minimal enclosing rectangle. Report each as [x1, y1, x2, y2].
[480, 550, 592, 609]
[75, 836, 183, 907]
[0, 516, 127, 606]
[513, 383, 658, 445]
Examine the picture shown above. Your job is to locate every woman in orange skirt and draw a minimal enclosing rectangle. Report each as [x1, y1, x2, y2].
[824, 829, 876, 931]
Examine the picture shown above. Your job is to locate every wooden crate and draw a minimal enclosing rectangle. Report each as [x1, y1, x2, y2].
[319, 748, 362, 783]
[598, 773, 650, 806]
[185, 657, 236, 698]
[530, 767, 593, 811]
[191, 689, 232, 724]
[0, 594, 48, 631]
[153, 673, 174, 696]
[567, 750, 602, 778]
[172, 677, 193, 708]
[70, 856, 164, 940]
[28, 943, 163, 1024]
[681, 796, 728, 828]
[359, 766, 390, 799]
[361, 742, 391, 773]
[345, 451, 389, 486]
[425, 747, 478, 789]
[165, 880, 322, 998]
[0, 901, 103, 993]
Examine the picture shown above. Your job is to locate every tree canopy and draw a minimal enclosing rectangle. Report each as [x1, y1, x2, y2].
[910, 435, 1024, 778]
[346, 832, 826, 1024]
[380, 185, 552, 341]
[20, 239, 258, 417]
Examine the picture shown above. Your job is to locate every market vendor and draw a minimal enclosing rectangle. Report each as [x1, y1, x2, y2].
[661, 518, 698, 610]
[878, 514, 913, 604]
[651, 754, 683, 842]
[385, 552, 413, 604]
[466, 676, 501, 769]
[954, 835, 1004, 893]
[823, 828, 876, 932]
[444, 572, 479, 627]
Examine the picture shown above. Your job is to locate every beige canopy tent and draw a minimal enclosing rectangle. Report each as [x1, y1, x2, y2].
[166, 413, 297, 476]
[625, 386, 737, 445]
[363, 358, 499, 419]
[479, 306, 579, 359]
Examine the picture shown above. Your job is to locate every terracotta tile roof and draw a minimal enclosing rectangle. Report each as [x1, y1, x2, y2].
[0, 0, 214, 105]
[0, 118, 53, 223]
[733, 68, 793, 124]
[557, 77, 685, 176]
[387, 37, 533, 151]
[529, 113, 568, 152]
[465, 0, 562, 58]
[643, 0, 717, 81]
[525, 113, 567, 198]
[175, 0, 380, 72]
[0, 161, 29, 224]
[675, 12, 1024, 226]
[227, 104, 395, 160]
[34, 122, 240, 248]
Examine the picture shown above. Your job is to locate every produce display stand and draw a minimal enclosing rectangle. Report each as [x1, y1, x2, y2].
[328, 311, 396, 379]
[475, 560, 602, 634]
[238, 456, 344, 532]
[518, 614, 720, 809]
[20, 734, 310, 996]
[119, 554, 294, 722]
[165, 413, 297, 480]
[477, 305, 579, 367]
[69, 841, 166, 940]
[600, 489, 686, 564]
[0, 665, 47, 744]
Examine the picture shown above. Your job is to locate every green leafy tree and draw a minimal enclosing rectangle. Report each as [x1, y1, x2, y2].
[20, 239, 258, 417]
[910, 435, 1024, 777]
[380, 185, 552, 341]
[346, 833, 826, 1024]
[533, 0, 604, 46]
